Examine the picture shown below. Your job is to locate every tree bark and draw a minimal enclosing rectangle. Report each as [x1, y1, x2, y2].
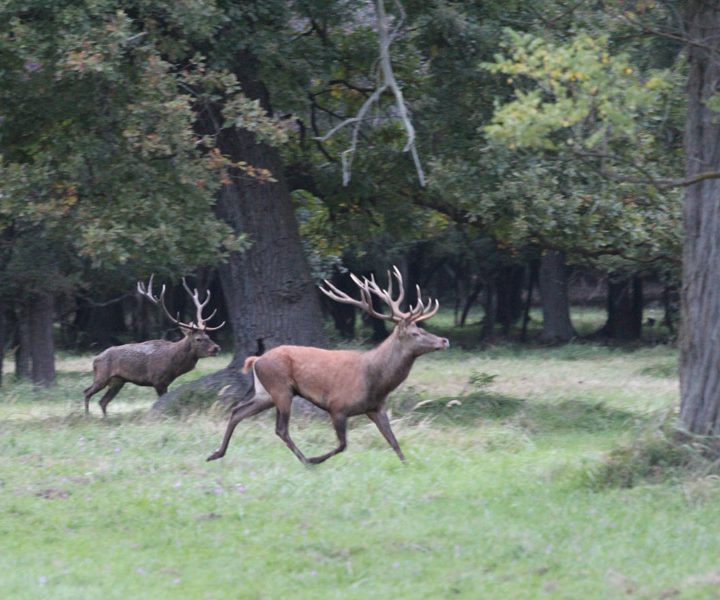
[152, 56, 326, 414]
[538, 250, 575, 343]
[480, 280, 497, 340]
[213, 126, 327, 366]
[496, 265, 525, 335]
[598, 275, 643, 341]
[28, 292, 56, 387]
[14, 306, 31, 381]
[0, 308, 5, 386]
[521, 261, 539, 342]
[324, 268, 356, 339]
[680, 1, 720, 434]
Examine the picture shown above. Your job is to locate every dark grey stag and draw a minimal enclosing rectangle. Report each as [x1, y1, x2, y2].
[83, 276, 224, 416]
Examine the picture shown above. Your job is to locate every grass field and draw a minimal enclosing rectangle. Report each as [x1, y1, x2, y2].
[2, 311, 719, 599]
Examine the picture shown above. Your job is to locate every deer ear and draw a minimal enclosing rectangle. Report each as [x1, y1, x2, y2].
[180, 326, 193, 337]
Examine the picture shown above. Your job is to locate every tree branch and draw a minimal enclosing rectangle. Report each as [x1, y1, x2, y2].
[315, 0, 425, 187]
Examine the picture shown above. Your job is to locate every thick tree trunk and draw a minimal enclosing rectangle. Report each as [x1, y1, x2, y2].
[324, 268, 356, 340]
[680, 1, 720, 434]
[14, 306, 31, 380]
[521, 261, 539, 342]
[481, 281, 497, 340]
[597, 275, 643, 341]
[496, 265, 525, 335]
[0, 308, 5, 386]
[153, 57, 326, 414]
[460, 279, 482, 327]
[28, 292, 56, 387]
[213, 127, 327, 365]
[538, 250, 575, 343]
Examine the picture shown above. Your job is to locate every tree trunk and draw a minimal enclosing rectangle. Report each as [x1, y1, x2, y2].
[521, 261, 539, 342]
[324, 268, 356, 339]
[213, 127, 327, 365]
[460, 279, 482, 327]
[496, 265, 525, 335]
[0, 308, 5, 386]
[28, 292, 56, 387]
[14, 306, 31, 381]
[680, 1, 720, 434]
[662, 284, 677, 335]
[598, 275, 643, 341]
[481, 281, 497, 340]
[538, 250, 575, 343]
[152, 57, 326, 414]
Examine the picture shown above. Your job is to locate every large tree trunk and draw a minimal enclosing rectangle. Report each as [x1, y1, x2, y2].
[679, 2, 720, 434]
[496, 264, 525, 336]
[152, 58, 326, 414]
[0, 308, 5, 386]
[598, 275, 643, 341]
[28, 292, 56, 387]
[213, 127, 327, 365]
[538, 250, 575, 343]
[324, 268, 356, 340]
[480, 280, 497, 340]
[14, 306, 31, 381]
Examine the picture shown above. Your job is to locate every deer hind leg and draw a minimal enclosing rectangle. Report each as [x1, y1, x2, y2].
[83, 379, 108, 415]
[307, 412, 348, 465]
[367, 408, 406, 462]
[98, 379, 125, 417]
[273, 392, 313, 465]
[206, 397, 274, 462]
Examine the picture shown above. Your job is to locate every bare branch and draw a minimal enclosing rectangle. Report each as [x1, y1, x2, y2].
[315, 0, 425, 187]
[573, 148, 720, 189]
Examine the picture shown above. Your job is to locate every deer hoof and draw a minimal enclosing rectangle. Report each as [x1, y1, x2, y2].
[206, 451, 223, 462]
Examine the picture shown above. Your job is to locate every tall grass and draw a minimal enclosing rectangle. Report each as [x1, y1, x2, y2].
[4, 323, 720, 599]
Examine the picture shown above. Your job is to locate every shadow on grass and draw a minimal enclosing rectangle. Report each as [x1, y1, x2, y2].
[409, 392, 640, 435]
[0, 409, 153, 432]
[638, 359, 678, 379]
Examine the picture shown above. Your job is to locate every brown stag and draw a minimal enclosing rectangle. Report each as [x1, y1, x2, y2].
[206, 266, 449, 464]
[83, 276, 224, 416]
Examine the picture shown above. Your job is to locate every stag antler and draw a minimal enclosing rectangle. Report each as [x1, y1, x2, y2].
[319, 265, 439, 323]
[137, 275, 225, 331]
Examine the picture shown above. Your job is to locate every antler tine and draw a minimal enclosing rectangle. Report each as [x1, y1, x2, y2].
[390, 266, 405, 309]
[406, 283, 441, 323]
[137, 275, 195, 329]
[319, 279, 365, 308]
[182, 277, 215, 330]
[319, 276, 395, 322]
[204, 318, 226, 332]
[356, 267, 408, 322]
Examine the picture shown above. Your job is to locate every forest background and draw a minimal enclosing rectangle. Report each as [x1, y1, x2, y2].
[3, 0, 720, 435]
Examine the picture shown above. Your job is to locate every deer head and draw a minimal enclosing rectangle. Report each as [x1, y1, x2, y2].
[319, 266, 449, 356]
[137, 275, 224, 357]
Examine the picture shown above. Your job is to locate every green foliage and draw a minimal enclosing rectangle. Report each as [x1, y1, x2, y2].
[0, 0, 290, 299]
[484, 31, 673, 152]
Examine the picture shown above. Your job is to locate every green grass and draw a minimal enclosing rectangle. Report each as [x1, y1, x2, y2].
[3, 331, 720, 599]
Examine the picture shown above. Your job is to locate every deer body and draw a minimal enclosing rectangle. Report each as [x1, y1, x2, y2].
[83, 276, 223, 416]
[207, 267, 449, 464]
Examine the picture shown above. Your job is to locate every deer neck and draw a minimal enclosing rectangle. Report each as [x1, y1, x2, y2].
[172, 336, 200, 372]
[364, 329, 416, 397]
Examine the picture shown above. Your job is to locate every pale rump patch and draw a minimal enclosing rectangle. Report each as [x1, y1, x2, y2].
[253, 368, 272, 402]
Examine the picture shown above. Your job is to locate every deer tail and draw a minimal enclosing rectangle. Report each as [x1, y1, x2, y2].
[242, 356, 259, 374]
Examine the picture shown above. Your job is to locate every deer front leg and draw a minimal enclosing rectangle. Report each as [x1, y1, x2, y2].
[367, 408, 406, 462]
[307, 413, 348, 464]
[206, 397, 274, 461]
